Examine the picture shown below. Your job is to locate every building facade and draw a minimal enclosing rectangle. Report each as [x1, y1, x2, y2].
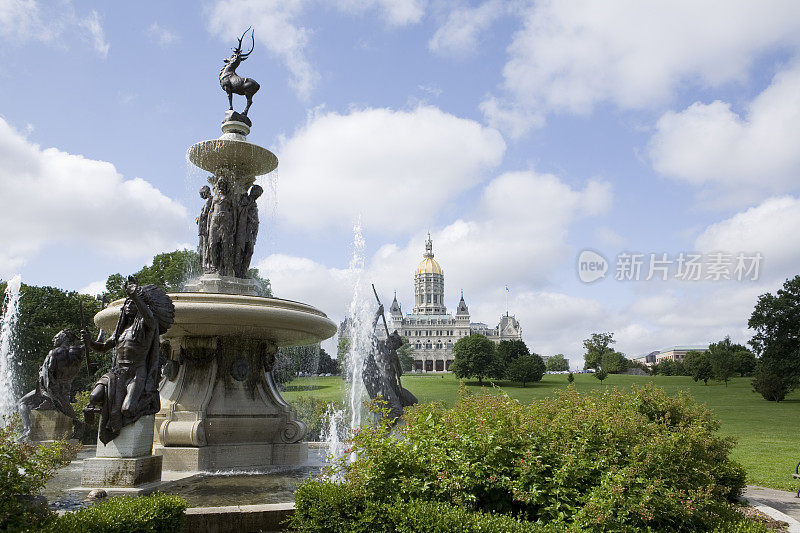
[388, 235, 523, 373]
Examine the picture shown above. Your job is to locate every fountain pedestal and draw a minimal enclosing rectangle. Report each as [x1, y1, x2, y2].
[28, 410, 77, 443]
[81, 415, 162, 487]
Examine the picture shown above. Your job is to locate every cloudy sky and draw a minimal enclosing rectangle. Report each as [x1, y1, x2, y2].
[1, 0, 799, 367]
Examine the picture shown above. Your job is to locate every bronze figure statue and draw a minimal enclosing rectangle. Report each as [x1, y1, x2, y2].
[234, 184, 263, 277]
[18, 329, 88, 440]
[196, 185, 213, 271]
[207, 177, 236, 276]
[82, 278, 174, 444]
[220, 27, 260, 117]
[362, 292, 417, 424]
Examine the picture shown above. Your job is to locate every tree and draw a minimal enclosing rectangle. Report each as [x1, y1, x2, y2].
[451, 334, 496, 385]
[708, 337, 739, 387]
[733, 349, 757, 377]
[600, 350, 629, 374]
[105, 249, 272, 300]
[594, 368, 608, 381]
[337, 336, 350, 376]
[496, 339, 530, 366]
[397, 337, 415, 372]
[683, 350, 713, 385]
[583, 332, 615, 370]
[504, 353, 545, 387]
[567, 371, 575, 384]
[546, 353, 570, 372]
[749, 276, 800, 401]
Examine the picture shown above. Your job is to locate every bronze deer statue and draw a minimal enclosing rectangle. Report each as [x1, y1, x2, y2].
[220, 27, 260, 116]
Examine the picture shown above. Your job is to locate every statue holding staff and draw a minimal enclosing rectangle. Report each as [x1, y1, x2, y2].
[82, 277, 174, 444]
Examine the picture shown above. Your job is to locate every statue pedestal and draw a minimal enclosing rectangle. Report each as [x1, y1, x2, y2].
[28, 410, 75, 442]
[81, 415, 162, 487]
[184, 274, 259, 296]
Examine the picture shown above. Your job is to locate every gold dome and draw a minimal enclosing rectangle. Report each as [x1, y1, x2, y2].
[415, 257, 443, 275]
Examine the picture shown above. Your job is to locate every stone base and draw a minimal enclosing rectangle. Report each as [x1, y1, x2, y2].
[183, 274, 259, 296]
[154, 442, 308, 472]
[28, 410, 75, 441]
[96, 415, 155, 458]
[81, 455, 162, 487]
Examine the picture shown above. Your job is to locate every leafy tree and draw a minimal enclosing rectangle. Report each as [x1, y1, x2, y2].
[397, 337, 415, 372]
[495, 339, 530, 366]
[683, 350, 713, 385]
[583, 332, 616, 370]
[567, 371, 574, 384]
[733, 349, 757, 377]
[504, 353, 545, 387]
[546, 353, 570, 372]
[337, 336, 350, 376]
[600, 350, 629, 374]
[749, 276, 800, 401]
[653, 359, 684, 376]
[451, 334, 496, 385]
[317, 348, 339, 375]
[594, 368, 608, 381]
[105, 249, 272, 300]
[708, 337, 741, 387]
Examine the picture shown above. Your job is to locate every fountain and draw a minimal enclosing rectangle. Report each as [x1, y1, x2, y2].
[89, 31, 337, 474]
[0, 274, 22, 420]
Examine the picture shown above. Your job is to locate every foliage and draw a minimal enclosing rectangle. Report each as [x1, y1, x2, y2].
[0, 415, 73, 531]
[291, 481, 558, 532]
[709, 337, 742, 387]
[331, 384, 746, 531]
[566, 372, 574, 384]
[733, 350, 757, 377]
[496, 339, 530, 367]
[337, 336, 350, 375]
[600, 349, 629, 373]
[582, 332, 615, 370]
[290, 396, 342, 441]
[504, 353, 545, 387]
[397, 337, 415, 372]
[450, 334, 497, 384]
[47, 493, 187, 533]
[593, 367, 608, 381]
[748, 275, 800, 401]
[272, 351, 296, 386]
[105, 249, 272, 300]
[545, 354, 569, 372]
[0, 281, 104, 397]
[684, 350, 713, 385]
[653, 359, 686, 376]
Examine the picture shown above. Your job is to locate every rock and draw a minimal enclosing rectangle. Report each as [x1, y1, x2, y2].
[87, 489, 107, 499]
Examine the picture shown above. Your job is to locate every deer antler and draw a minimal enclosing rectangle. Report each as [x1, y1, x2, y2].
[240, 27, 255, 59]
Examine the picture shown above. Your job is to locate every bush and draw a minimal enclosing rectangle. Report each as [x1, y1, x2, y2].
[291, 481, 558, 532]
[47, 493, 187, 533]
[332, 384, 746, 531]
[0, 415, 73, 531]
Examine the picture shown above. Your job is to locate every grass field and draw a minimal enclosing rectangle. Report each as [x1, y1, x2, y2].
[283, 373, 800, 492]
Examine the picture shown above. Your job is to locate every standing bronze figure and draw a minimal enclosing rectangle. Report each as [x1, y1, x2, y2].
[220, 27, 260, 117]
[18, 329, 88, 440]
[196, 185, 213, 271]
[82, 278, 174, 444]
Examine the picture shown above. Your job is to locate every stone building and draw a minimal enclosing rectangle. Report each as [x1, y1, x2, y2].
[387, 234, 523, 373]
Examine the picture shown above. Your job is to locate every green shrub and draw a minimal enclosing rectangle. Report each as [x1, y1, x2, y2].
[333, 384, 746, 531]
[47, 493, 187, 533]
[291, 397, 342, 441]
[0, 415, 72, 531]
[291, 481, 558, 532]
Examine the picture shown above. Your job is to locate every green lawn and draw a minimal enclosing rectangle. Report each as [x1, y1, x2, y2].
[283, 373, 800, 492]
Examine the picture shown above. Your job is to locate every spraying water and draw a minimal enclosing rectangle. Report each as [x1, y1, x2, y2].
[323, 221, 375, 476]
[0, 274, 22, 421]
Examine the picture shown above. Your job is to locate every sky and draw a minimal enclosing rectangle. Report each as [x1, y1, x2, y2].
[1, 0, 800, 368]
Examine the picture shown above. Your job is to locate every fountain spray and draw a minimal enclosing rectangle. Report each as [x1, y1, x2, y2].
[0, 274, 22, 421]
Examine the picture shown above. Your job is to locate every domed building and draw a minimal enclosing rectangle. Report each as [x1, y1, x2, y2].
[388, 234, 523, 373]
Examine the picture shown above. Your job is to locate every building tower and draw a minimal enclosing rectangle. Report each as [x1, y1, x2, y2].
[456, 289, 470, 327]
[413, 233, 446, 315]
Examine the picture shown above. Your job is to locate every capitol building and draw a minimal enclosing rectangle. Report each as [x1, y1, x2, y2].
[388, 234, 523, 373]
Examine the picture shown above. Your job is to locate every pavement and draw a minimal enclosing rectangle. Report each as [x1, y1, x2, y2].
[744, 485, 800, 532]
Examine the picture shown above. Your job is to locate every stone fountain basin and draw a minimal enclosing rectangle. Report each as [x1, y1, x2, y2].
[94, 293, 336, 346]
[188, 138, 278, 179]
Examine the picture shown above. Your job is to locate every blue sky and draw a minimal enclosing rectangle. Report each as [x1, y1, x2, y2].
[2, 0, 800, 366]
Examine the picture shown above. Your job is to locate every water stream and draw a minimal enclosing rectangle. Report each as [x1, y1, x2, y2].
[0, 274, 22, 421]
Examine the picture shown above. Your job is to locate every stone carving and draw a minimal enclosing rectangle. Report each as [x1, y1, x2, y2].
[82, 278, 174, 444]
[197, 178, 263, 280]
[362, 303, 418, 424]
[18, 329, 87, 440]
[229, 358, 249, 381]
[219, 27, 260, 118]
[196, 185, 213, 271]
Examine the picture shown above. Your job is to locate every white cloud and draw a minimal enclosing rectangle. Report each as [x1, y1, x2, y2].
[335, 0, 426, 26]
[695, 196, 800, 281]
[0, 1, 109, 57]
[205, 0, 317, 99]
[276, 105, 506, 234]
[428, 0, 504, 57]
[483, 0, 800, 136]
[649, 62, 800, 194]
[147, 22, 179, 48]
[0, 118, 188, 277]
[79, 280, 107, 296]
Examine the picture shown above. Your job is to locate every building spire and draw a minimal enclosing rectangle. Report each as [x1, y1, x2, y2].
[424, 232, 433, 259]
